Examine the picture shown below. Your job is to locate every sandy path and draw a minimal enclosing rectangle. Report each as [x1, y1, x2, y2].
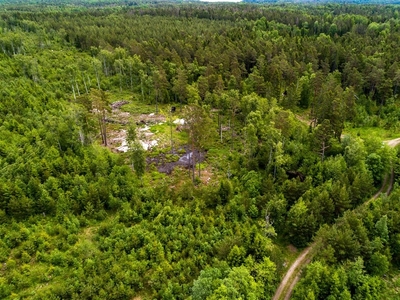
[272, 246, 313, 300]
[384, 137, 400, 148]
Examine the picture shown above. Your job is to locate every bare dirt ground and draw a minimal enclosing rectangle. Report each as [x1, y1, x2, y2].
[107, 101, 211, 177]
[272, 246, 313, 300]
[199, 167, 214, 185]
[107, 102, 167, 153]
[272, 137, 400, 300]
[384, 137, 400, 148]
[295, 114, 313, 127]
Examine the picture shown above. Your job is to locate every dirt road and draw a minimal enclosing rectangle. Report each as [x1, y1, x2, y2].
[384, 137, 400, 148]
[272, 246, 313, 300]
[272, 137, 400, 300]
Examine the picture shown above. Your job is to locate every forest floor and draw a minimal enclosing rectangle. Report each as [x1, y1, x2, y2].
[107, 101, 167, 153]
[385, 137, 400, 148]
[272, 136, 400, 300]
[294, 113, 312, 127]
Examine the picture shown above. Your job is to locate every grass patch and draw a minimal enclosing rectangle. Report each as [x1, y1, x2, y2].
[196, 162, 206, 171]
[150, 123, 168, 134]
[146, 122, 187, 149]
[150, 171, 167, 180]
[121, 98, 182, 117]
[166, 154, 180, 163]
[174, 131, 188, 145]
[384, 272, 400, 298]
[344, 126, 399, 140]
[121, 102, 155, 115]
[108, 90, 133, 102]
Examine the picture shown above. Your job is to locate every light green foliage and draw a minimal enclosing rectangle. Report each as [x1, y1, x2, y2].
[250, 257, 277, 299]
[367, 252, 389, 276]
[127, 123, 145, 178]
[242, 171, 262, 198]
[231, 267, 260, 298]
[192, 267, 227, 300]
[227, 245, 247, 267]
[366, 153, 384, 185]
[218, 179, 233, 205]
[294, 257, 386, 300]
[266, 194, 287, 233]
[130, 141, 146, 178]
[1, 2, 400, 299]
[292, 261, 332, 300]
[321, 156, 347, 182]
[287, 199, 315, 247]
[187, 83, 201, 104]
[375, 215, 389, 244]
[207, 266, 261, 300]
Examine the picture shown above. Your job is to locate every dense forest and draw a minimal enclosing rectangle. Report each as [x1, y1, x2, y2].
[1, 1, 400, 299]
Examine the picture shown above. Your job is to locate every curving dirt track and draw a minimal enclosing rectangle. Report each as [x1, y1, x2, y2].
[384, 137, 400, 148]
[272, 246, 313, 300]
[272, 137, 400, 300]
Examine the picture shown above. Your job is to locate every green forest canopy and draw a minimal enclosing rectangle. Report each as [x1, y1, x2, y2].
[0, 1, 400, 299]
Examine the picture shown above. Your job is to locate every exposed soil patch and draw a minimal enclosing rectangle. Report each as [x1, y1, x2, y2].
[295, 114, 312, 126]
[137, 113, 166, 125]
[107, 101, 132, 125]
[106, 101, 211, 179]
[199, 167, 213, 185]
[111, 100, 130, 110]
[287, 244, 298, 254]
[108, 129, 128, 153]
[384, 137, 400, 148]
[272, 246, 313, 300]
[107, 102, 164, 153]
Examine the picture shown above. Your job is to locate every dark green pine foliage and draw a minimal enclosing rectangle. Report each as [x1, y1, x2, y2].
[0, 2, 399, 299]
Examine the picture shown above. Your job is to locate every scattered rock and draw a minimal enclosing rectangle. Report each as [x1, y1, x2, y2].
[148, 149, 206, 174]
[139, 126, 150, 132]
[110, 100, 130, 110]
[140, 140, 158, 151]
[107, 112, 171, 154]
[138, 113, 166, 124]
[173, 118, 185, 125]
[117, 140, 129, 153]
[105, 117, 128, 125]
